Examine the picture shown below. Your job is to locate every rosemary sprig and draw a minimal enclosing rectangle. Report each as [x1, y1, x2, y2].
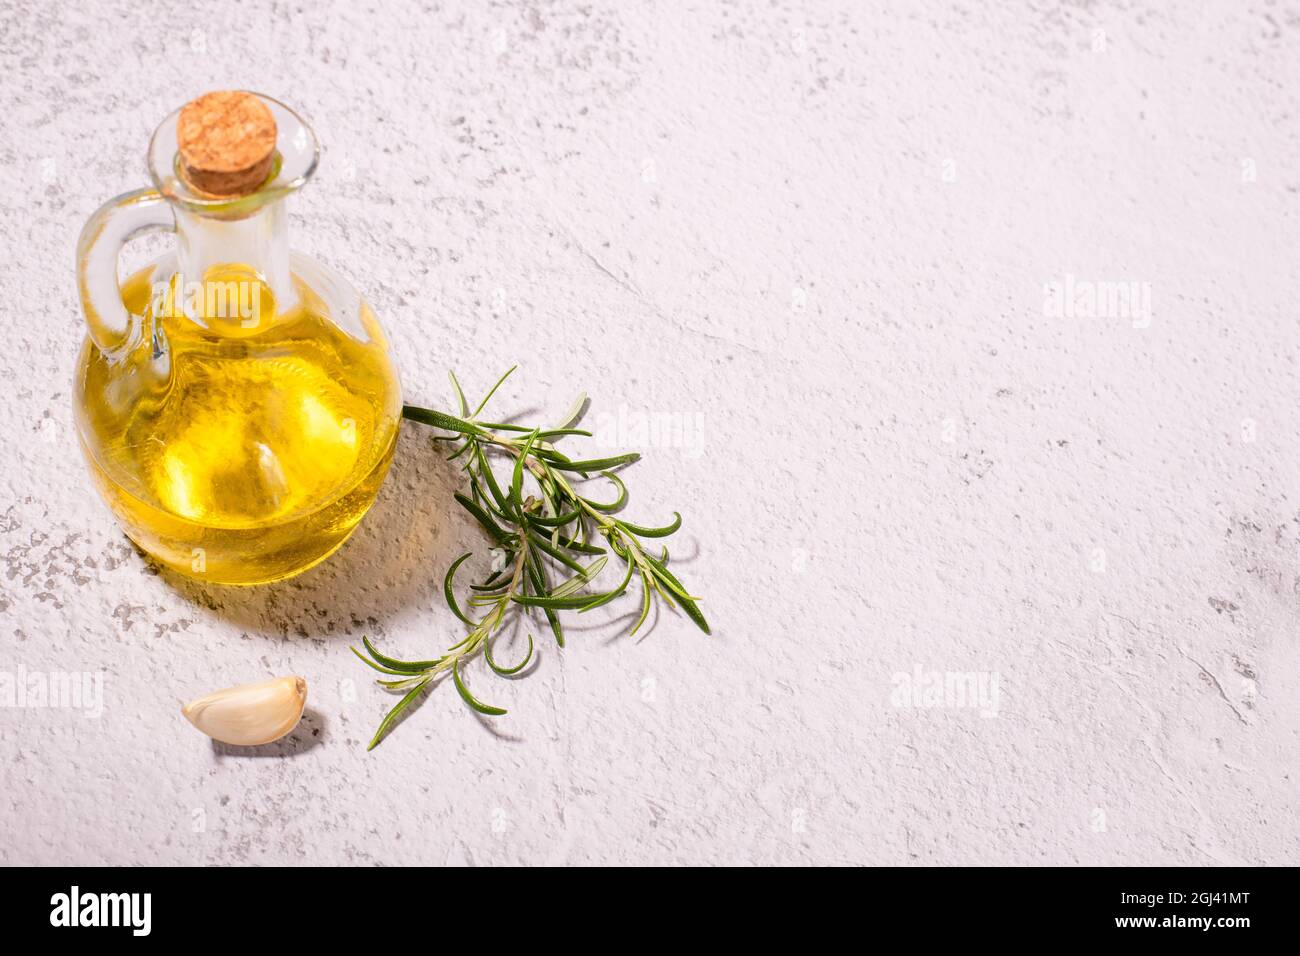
[354, 367, 709, 749]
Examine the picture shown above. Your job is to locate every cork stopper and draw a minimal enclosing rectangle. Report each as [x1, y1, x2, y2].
[176, 91, 277, 197]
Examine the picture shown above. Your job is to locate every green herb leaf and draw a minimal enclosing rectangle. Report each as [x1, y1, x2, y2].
[551, 391, 588, 430]
[643, 555, 710, 633]
[454, 492, 511, 545]
[511, 429, 540, 509]
[475, 444, 515, 518]
[629, 570, 654, 637]
[529, 506, 581, 527]
[361, 636, 443, 673]
[527, 529, 588, 575]
[582, 471, 628, 512]
[550, 555, 609, 598]
[578, 558, 635, 612]
[535, 428, 593, 440]
[350, 645, 418, 677]
[448, 371, 469, 417]
[402, 405, 483, 435]
[485, 632, 534, 676]
[618, 512, 682, 538]
[367, 677, 431, 750]
[443, 552, 475, 625]
[512, 590, 619, 610]
[551, 452, 641, 473]
[472, 365, 518, 417]
[452, 659, 507, 715]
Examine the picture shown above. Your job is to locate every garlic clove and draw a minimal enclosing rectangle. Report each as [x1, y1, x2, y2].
[181, 676, 307, 746]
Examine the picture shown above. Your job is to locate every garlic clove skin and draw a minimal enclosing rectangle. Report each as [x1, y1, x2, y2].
[181, 676, 307, 746]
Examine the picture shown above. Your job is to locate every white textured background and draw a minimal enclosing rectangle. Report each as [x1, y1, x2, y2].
[1, 0, 1298, 865]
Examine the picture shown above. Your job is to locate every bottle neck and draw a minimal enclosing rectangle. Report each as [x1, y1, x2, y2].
[173, 200, 297, 315]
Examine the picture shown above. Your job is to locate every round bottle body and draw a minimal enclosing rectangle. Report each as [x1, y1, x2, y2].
[74, 254, 402, 585]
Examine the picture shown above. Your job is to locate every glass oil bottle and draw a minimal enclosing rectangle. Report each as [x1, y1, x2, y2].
[74, 91, 402, 585]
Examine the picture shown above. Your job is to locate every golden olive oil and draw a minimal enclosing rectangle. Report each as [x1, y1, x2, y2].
[74, 265, 402, 585]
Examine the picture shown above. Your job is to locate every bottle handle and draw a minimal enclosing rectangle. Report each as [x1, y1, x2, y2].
[76, 188, 175, 353]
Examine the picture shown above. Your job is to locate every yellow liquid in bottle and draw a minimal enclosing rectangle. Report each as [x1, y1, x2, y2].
[74, 265, 402, 585]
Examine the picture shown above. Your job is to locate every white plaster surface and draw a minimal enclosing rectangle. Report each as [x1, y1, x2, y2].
[1, 0, 1299, 866]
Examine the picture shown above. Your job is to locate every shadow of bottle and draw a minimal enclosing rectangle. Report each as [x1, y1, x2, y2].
[150, 423, 463, 638]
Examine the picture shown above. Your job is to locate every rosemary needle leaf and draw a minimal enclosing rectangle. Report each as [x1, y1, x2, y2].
[552, 391, 588, 430]
[362, 636, 444, 673]
[675, 596, 711, 634]
[454, 492, 511, 545]
[617, 512, 683, 538]
[475, 445, 515, 517]
[452, 659, 507, 715]
[471, 365, 518, 417]
[552, 532, 606, 555]
[551, 453, 641, 473]
[531, 446, 574, 465]
[534, 428, 593, 440]
[443, 552, 475, 625]
[578, 558, 635, 612]
[629, 570, 654, 637]
[527, 529, 588, 574]
[581, 471, 628, 512]
[643, 554, 700, 601]
[529, 506, 582, 527]
[350, 645, 417, 677]
[485, 632, 534, 676]
[512, 590, 619, 609]
[472, 566, 505, 589]
[402, 404, 483, 435]
[539, 482, 563, 526]
[543, 606, 565, 648]
[645, 569, 671, 607]
[377, 676, 427, 689]
[549, 555, 609, 598]
[448, 371, 469, 417]
[523, 540, 565, 647]
[445, 629, 479, 653]
[367, 677, 431, 750]
[643, 556, 710, 634]
[511, 429, 540, 507]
